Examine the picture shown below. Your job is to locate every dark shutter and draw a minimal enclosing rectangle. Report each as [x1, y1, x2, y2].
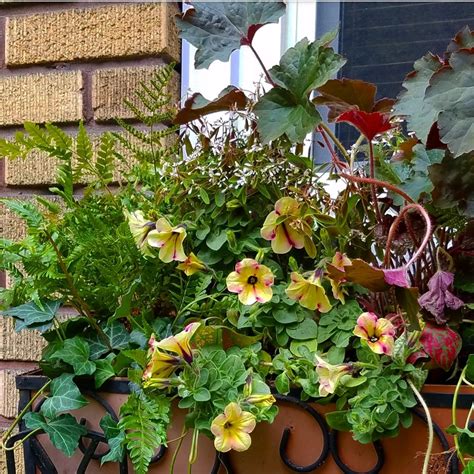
[337, 2, 474, 144]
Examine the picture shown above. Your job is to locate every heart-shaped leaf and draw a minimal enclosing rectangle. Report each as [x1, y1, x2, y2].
[175, 86, 248, 125]
[176, 2, 286, 69]
[419, 322, 462, 371]
[52, 337, 96, 376]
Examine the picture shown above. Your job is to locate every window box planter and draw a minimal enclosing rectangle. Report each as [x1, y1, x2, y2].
[7, 371, 472, 474]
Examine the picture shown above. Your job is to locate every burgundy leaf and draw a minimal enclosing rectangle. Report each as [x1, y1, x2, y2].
[419, 322, 461, 370]
[336, 109, 393, 141]
[418, 270, 464, 324]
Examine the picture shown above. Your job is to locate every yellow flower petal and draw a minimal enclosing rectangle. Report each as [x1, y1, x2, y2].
[275, 197, 300, 216]
[176, 252, 206, 276]
[253, 282, 273, 303]
[156, 322, 200, 363]
[286, 273, 332, 312]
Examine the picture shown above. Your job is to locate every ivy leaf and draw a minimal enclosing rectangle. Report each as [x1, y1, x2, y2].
[1, 299, 61, 331]
[419, 323, 462, 371]
[176, 2, 286, 69]
[175, 86, 248, 125]
[94, 354, 116, 389]
[394, 53, 443, 143]
[25, 412, 87, 457]
[100, 414, 125, 464]
[41, 374, 88, 419]
[104, 321, 130, 349]
[52, 337, 96, 376]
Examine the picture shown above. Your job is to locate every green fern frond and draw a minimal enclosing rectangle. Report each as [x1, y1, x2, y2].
[95, 133, 116, 185]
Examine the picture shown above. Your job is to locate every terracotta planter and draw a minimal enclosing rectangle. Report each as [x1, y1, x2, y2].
[8, 372, 472, 474]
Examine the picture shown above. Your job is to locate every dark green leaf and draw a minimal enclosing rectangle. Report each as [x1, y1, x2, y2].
[105, 321, 130, 349]
[1, 299, 61, 331]
[326, 411, 351, 431]
[176, 2, 286, 69]
[41, 374, 88, 419]
[286, 318, 318, 340]
[100, 414, 125, 464]
[52, 337, 96, 376]
[95, 355, 116, 389]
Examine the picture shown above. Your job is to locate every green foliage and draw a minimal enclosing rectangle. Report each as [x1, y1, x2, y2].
[0, 299, 61, 332]
[118, 392, 171, 474]
[176, 2, 286, 69]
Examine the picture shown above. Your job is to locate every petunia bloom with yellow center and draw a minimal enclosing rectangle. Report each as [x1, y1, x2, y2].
[147, 217, 187, 263]
[353, 312, 395, 355]
[260, 197, 314, 255]
[124, 210, 155, 256]
[226, 259, 274, 305]
[285, 272, 332, 312]
[176, 252, 206, 276]
[211, 402, 257, 452]
[152, 322, 201, 364]
[315, 355, 352, 397]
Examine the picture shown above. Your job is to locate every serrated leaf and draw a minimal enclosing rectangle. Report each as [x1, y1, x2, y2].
[176, 2, 286, 69]
[41, 374, 88, 419]
[394, 53, 444, 142]
[255, 87, 321, 143]
[25, 412, 87, 457]
[1, 299, 61, 331]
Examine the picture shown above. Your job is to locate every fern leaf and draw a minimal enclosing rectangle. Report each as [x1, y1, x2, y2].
[0, 199, 43, 228]
[96, 133, 115, 185]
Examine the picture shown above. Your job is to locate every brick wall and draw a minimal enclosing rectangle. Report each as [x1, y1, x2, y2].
[0, 2, 180, 467]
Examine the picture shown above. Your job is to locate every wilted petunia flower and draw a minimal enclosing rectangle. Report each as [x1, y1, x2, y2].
[147, 217, 187, 263]
[124, 210, 155, 256]
[315, 355, 353, 397]
[211, 402, 256, 452]
[176, 252, 206, 276]
[260, 197, 314, 255]
[418, 270, 464, 324]
[353, 312, 395, 355]
[285, 272, 332, 312]
[226, 258, 274, 305]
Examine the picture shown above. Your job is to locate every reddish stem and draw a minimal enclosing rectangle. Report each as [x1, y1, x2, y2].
[383, 203, 432, 269]
[318, 126, 348, 171]
[248, 43, 276, 87]
[340, 173, 415, 204]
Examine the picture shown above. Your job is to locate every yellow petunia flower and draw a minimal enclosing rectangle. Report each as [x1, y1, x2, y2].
[285, 272, 332, 312]
[260, 197, 313, 255]
[142, 348, 181, 387]
[211, 402, 256, 452]
[315, 355, 352, 397]
[124, 210, 155, 256]
[329, 252, 352, 304]
[176, 252, 206, 276]
[353, 312, 395, 355]
[226, 258, 274, 305]
[147, 217, 187, 263]
[152, 322, 201, 363]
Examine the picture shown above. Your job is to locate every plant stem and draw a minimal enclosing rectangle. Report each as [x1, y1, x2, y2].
[319, 122, 351, 163]
[170, 425, 187, 474]
[318, 126, 347, 171]
[2, 429, 41, 451]
[383, 203, 432, 269]
[408, 379, 433, 474]
[368, 140, 383, 224]
[452, 365, 468, 468]
[339, 173, 415, 204]
[0, 380, 51, 449]
[45, 231, 112, 350]
[247, 43, 276, 87]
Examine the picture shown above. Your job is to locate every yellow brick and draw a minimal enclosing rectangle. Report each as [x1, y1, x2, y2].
[3, 130, 177, 186]
[0, 72, 83, 126]
[0, 200, 28, 241]
[6, 4, 181, 67]
[0, 427, 24, 474]
[92, 65, 180, 122]
[0, 369, 29, 418]
[0, 318, 45, 362]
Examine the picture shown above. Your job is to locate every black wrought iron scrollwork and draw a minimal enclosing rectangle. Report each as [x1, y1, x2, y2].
[275, 394, 330, 472]
[10, 374, 468, 474]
